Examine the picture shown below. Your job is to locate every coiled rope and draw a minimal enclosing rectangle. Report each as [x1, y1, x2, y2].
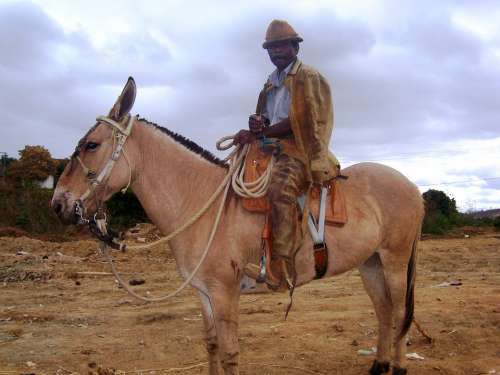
[217, 135, 275, 199]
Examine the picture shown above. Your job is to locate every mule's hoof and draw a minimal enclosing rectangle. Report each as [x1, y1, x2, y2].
[392, 366, 407, 375]
[369, 360, 390, 375]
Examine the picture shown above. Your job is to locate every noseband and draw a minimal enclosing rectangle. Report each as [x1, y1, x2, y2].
[74, 114, 135, 225]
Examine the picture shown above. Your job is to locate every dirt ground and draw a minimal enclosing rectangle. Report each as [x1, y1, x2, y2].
[1, 226, 499, 375]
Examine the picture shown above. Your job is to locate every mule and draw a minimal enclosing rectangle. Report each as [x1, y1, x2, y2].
[52, 78, 424, 375]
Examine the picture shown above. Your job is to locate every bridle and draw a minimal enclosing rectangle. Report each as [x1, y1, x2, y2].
[73, 114, 135, 233]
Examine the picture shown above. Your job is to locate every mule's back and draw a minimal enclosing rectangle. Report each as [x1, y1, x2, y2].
[341, 162, 423, 246]
[292, 162, 423, 281]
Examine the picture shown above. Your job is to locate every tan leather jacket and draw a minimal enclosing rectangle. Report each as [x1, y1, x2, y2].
[256, 59, 339, 183]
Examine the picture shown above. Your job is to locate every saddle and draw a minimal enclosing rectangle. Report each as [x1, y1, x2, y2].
[240, 141, 348, 280]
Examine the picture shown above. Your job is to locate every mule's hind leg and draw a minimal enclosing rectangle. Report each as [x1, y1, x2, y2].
[359, 252, 392, 374]
[199, 292, 220, 375]
[380, 248, 415, 375]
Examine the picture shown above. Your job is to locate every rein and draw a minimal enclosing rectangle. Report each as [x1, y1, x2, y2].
[77, 118, 274, 302]
[99, 140, 250, 302]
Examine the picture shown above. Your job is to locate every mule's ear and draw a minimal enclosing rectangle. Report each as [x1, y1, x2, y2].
[109, 77, 136, 121]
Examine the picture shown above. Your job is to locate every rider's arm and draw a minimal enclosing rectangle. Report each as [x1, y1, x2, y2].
[262, 117, 292, 138]
[234, 116, 293, 145]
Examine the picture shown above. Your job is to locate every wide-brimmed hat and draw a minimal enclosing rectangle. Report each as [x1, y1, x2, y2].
[262, 19, 303, 49]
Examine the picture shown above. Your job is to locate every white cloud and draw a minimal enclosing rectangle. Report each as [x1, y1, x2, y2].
[341, 137, 500, 211]
[0, 0, 499, 210]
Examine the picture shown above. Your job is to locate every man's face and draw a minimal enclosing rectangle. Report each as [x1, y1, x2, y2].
[266, 40, 298, 71]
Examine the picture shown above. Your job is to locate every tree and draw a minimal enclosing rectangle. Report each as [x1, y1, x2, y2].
[493, 216, 500, 231]
[422, 189, 460, 234]
[6, 145, 57, 184]
[0, 153, 15, 177]
[54, 158, 69, 185]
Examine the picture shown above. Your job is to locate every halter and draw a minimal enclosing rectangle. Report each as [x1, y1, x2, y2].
[74, 114, 135, 224]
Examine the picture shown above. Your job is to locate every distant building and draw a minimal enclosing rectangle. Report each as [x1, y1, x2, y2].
[36, 175, 55, 189]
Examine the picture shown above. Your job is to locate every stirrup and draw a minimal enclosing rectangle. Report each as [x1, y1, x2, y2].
[243, 256, 285, 290]
[243, 255, 267, 281]
[256, 254, 267, 283]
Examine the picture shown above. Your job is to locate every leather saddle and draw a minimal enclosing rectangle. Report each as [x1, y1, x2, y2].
[238, 141, 348, 281]
[240, 141, 348, 226]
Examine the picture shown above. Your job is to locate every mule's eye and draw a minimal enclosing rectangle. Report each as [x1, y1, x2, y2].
[85, 142, 99, 151]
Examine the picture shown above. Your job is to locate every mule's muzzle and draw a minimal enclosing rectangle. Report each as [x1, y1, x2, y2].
[51, 195, 79, 225]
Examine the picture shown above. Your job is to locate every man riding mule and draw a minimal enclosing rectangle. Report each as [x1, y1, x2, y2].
[51, 21, 424, 375]
[234, 20, 340, 289]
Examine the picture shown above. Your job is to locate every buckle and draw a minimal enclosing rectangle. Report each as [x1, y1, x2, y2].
[313, 242, 327, 251]
[74, 200, 89, 225]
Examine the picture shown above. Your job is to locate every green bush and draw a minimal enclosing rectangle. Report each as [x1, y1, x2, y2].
[0, 182, 65, 234]
[0, 149, 147, 236]
[422, 211, 452, 235]
[0, 179, 148, 235]
[422, 189, 500, 234]
[106, 190, 148, 229]
[422, 189, 458, 234]
[494, 216, 500, 231]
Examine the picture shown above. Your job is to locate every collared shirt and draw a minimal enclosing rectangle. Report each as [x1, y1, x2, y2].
[262, 60, 295, 125]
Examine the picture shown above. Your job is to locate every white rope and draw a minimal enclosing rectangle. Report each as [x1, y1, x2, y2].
[101, 134, 275, 302]
[124, 143, 246, 251]
[123, 136, 273, 251]
[218, 133, 275, 198]
[231, 150, 274, 198]
[101, 178, 231, 302]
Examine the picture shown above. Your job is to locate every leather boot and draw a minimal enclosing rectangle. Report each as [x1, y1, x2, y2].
[244, 257, 286, 290]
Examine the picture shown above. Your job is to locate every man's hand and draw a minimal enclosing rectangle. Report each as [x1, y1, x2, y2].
[310, 159, 331, 184]
[311, 170, 330, 184]
[233, 129, 256, 145]
[248, 114, 265, 135]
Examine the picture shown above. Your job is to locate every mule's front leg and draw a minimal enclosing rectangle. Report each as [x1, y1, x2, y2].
[211, 287, 241, 375]
[199, 292, 221, 375]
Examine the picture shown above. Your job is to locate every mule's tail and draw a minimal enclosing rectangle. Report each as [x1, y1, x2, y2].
[398, 226, 421, 340]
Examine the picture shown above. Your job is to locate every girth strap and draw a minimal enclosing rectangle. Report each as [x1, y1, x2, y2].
[297, 186, 328, 245]
[298, 187, 329, 279]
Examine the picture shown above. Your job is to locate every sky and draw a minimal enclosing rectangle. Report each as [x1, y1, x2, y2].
[0, 0, 499, 211]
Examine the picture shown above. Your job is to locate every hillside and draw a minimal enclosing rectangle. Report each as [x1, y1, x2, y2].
[472, 208, 500, 219]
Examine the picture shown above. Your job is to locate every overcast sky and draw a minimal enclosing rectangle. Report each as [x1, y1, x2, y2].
[0, 0, 499, 211]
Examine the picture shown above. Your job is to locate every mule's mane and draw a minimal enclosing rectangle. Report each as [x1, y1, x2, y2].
[138, 117, 228, 168]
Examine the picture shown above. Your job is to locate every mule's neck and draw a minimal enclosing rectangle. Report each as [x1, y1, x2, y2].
[129, 121, 228, 235]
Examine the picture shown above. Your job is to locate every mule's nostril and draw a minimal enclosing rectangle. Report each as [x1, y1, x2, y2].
[54, 203, 63, 215]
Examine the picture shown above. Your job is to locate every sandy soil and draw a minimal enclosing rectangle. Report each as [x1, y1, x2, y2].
[0, 226, 499, 375]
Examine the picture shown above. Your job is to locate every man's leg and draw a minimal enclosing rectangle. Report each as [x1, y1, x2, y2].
[244, 154, 306, 287]
[268, 154, 306, 283]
